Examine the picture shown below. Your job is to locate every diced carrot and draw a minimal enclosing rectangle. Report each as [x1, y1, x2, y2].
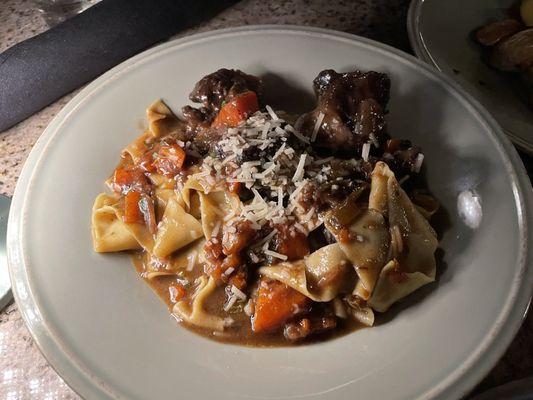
[228, 181, 242, 194]
[168, 283, 186, 303]
[138, 153, 156, 173]
[273, 225, 310, 261]
[112, 167, 151, 194]
[123, 191, 143, 224]
[138, 194, 157, 234]
[212, 91, 259, 127]
[152, 144, 186, 177]
[252, 279, 311, 333]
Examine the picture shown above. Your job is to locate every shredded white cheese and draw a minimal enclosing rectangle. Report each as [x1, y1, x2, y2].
[311, 112, 325, 142]
[264, 249, 288, 260]
[292, 154, 307, 182]
[186, 252, 196, 271]
[265, 105, 279, 121]
[362, 142, 371, 162]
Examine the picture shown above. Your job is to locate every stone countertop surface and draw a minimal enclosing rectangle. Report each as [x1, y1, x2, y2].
[0, 0, 531, 399]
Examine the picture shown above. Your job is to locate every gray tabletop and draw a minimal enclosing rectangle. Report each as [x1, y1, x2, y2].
[0, 0, 531, 399]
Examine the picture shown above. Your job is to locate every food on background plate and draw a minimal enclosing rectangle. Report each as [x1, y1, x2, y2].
[91, 68, 439, 345]
[474, 0, 533, 106]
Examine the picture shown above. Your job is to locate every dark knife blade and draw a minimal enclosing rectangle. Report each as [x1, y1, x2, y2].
[0, 0, 239, 132]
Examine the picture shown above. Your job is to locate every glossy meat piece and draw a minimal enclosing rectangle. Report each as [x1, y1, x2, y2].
[475, 19, 523, 46]
[300, 69, 390, 154]
[189, 68, 263, 114]
[490, 28, 533, 71]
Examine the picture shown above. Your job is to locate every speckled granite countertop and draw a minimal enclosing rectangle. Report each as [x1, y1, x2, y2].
[0, 0, 532, 399]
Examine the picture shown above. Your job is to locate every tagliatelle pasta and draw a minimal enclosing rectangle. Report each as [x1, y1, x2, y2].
[91, 68, 440, 345]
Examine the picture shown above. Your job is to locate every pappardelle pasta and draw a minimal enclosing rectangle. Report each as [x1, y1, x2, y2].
[92, 69, 439, 345]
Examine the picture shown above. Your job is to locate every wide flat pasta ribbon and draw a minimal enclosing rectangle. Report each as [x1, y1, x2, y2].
[259, 244, 356, 302]
[152, 195, 203, 258]
[369, 260, 433, 312]
[367, 162, 438, 311]
[325, 209, 390, 301]
[92, 193, 154, 252]
[140, 238, 206, 279]
[146, 100, 184, 138]
[173, 276, 227, 331]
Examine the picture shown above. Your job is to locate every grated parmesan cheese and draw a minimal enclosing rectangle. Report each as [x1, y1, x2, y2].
[311, 112, 325, 142]
[362, 142, 371, 162]
[265, 105, 279, 121]
[186, 252, 196, 271]
[292, 154, 307, 182]
[264, 249, 288, 261]
[231, 285, 247, 301]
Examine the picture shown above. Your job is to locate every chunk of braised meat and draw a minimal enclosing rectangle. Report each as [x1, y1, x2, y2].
[271, 224, 310, 261]
[189, 68, 263, 115]
[283, 315, 337, 341]
[204, 238, 248, 286]
[300, 69, 390, 155]
[354, 138, 422, 181]
[180, 105, 212, 139]
[204, 219, 256, 289]
[475, 19, 523, 46]
[204, 238, 224, 267]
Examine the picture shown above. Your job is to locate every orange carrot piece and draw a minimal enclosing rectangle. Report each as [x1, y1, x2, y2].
[273, 226, 310, 261]
[112, 167, 151, 194]
[152, 144, 186, 176]
[252, 279, 310, 333]
[123, 191, 143, 224]
[168, 283, 186, 303]
[228, 181, 242, 194]
[212, 91, 259, 127]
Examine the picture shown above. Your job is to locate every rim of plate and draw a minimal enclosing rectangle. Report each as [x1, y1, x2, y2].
[7, 25, 533, 400]
[407, 0, 533, 154]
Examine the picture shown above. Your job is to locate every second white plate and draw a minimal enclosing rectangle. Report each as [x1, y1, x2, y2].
[408, 0, 533, 153]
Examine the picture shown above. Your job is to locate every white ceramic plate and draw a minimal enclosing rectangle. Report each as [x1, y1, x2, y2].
[408, 0, 533, 153]
[7, 26, 533, 400]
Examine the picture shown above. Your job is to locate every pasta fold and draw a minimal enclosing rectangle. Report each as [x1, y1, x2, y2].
[259, 244, 356, 302]
[147, 100, 183, 138]
[367, 162, 438, 311]
[92, 193, 154, 252]
[152, 195, 203, 258]
[325, 209, 390, 300]
[369, 260, 433, 312]
[92, 193, 141, 252]
[173, 276, 227, 331]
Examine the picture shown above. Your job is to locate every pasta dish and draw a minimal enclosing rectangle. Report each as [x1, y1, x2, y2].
[91, 68, 439, 345]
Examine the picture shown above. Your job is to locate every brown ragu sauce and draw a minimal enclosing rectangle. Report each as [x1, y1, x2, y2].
[133, 253, 365, 346]
[92, 68, 439, 347]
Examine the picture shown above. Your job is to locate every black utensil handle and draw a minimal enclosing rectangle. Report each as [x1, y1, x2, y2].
[0, 0, 238, 132]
